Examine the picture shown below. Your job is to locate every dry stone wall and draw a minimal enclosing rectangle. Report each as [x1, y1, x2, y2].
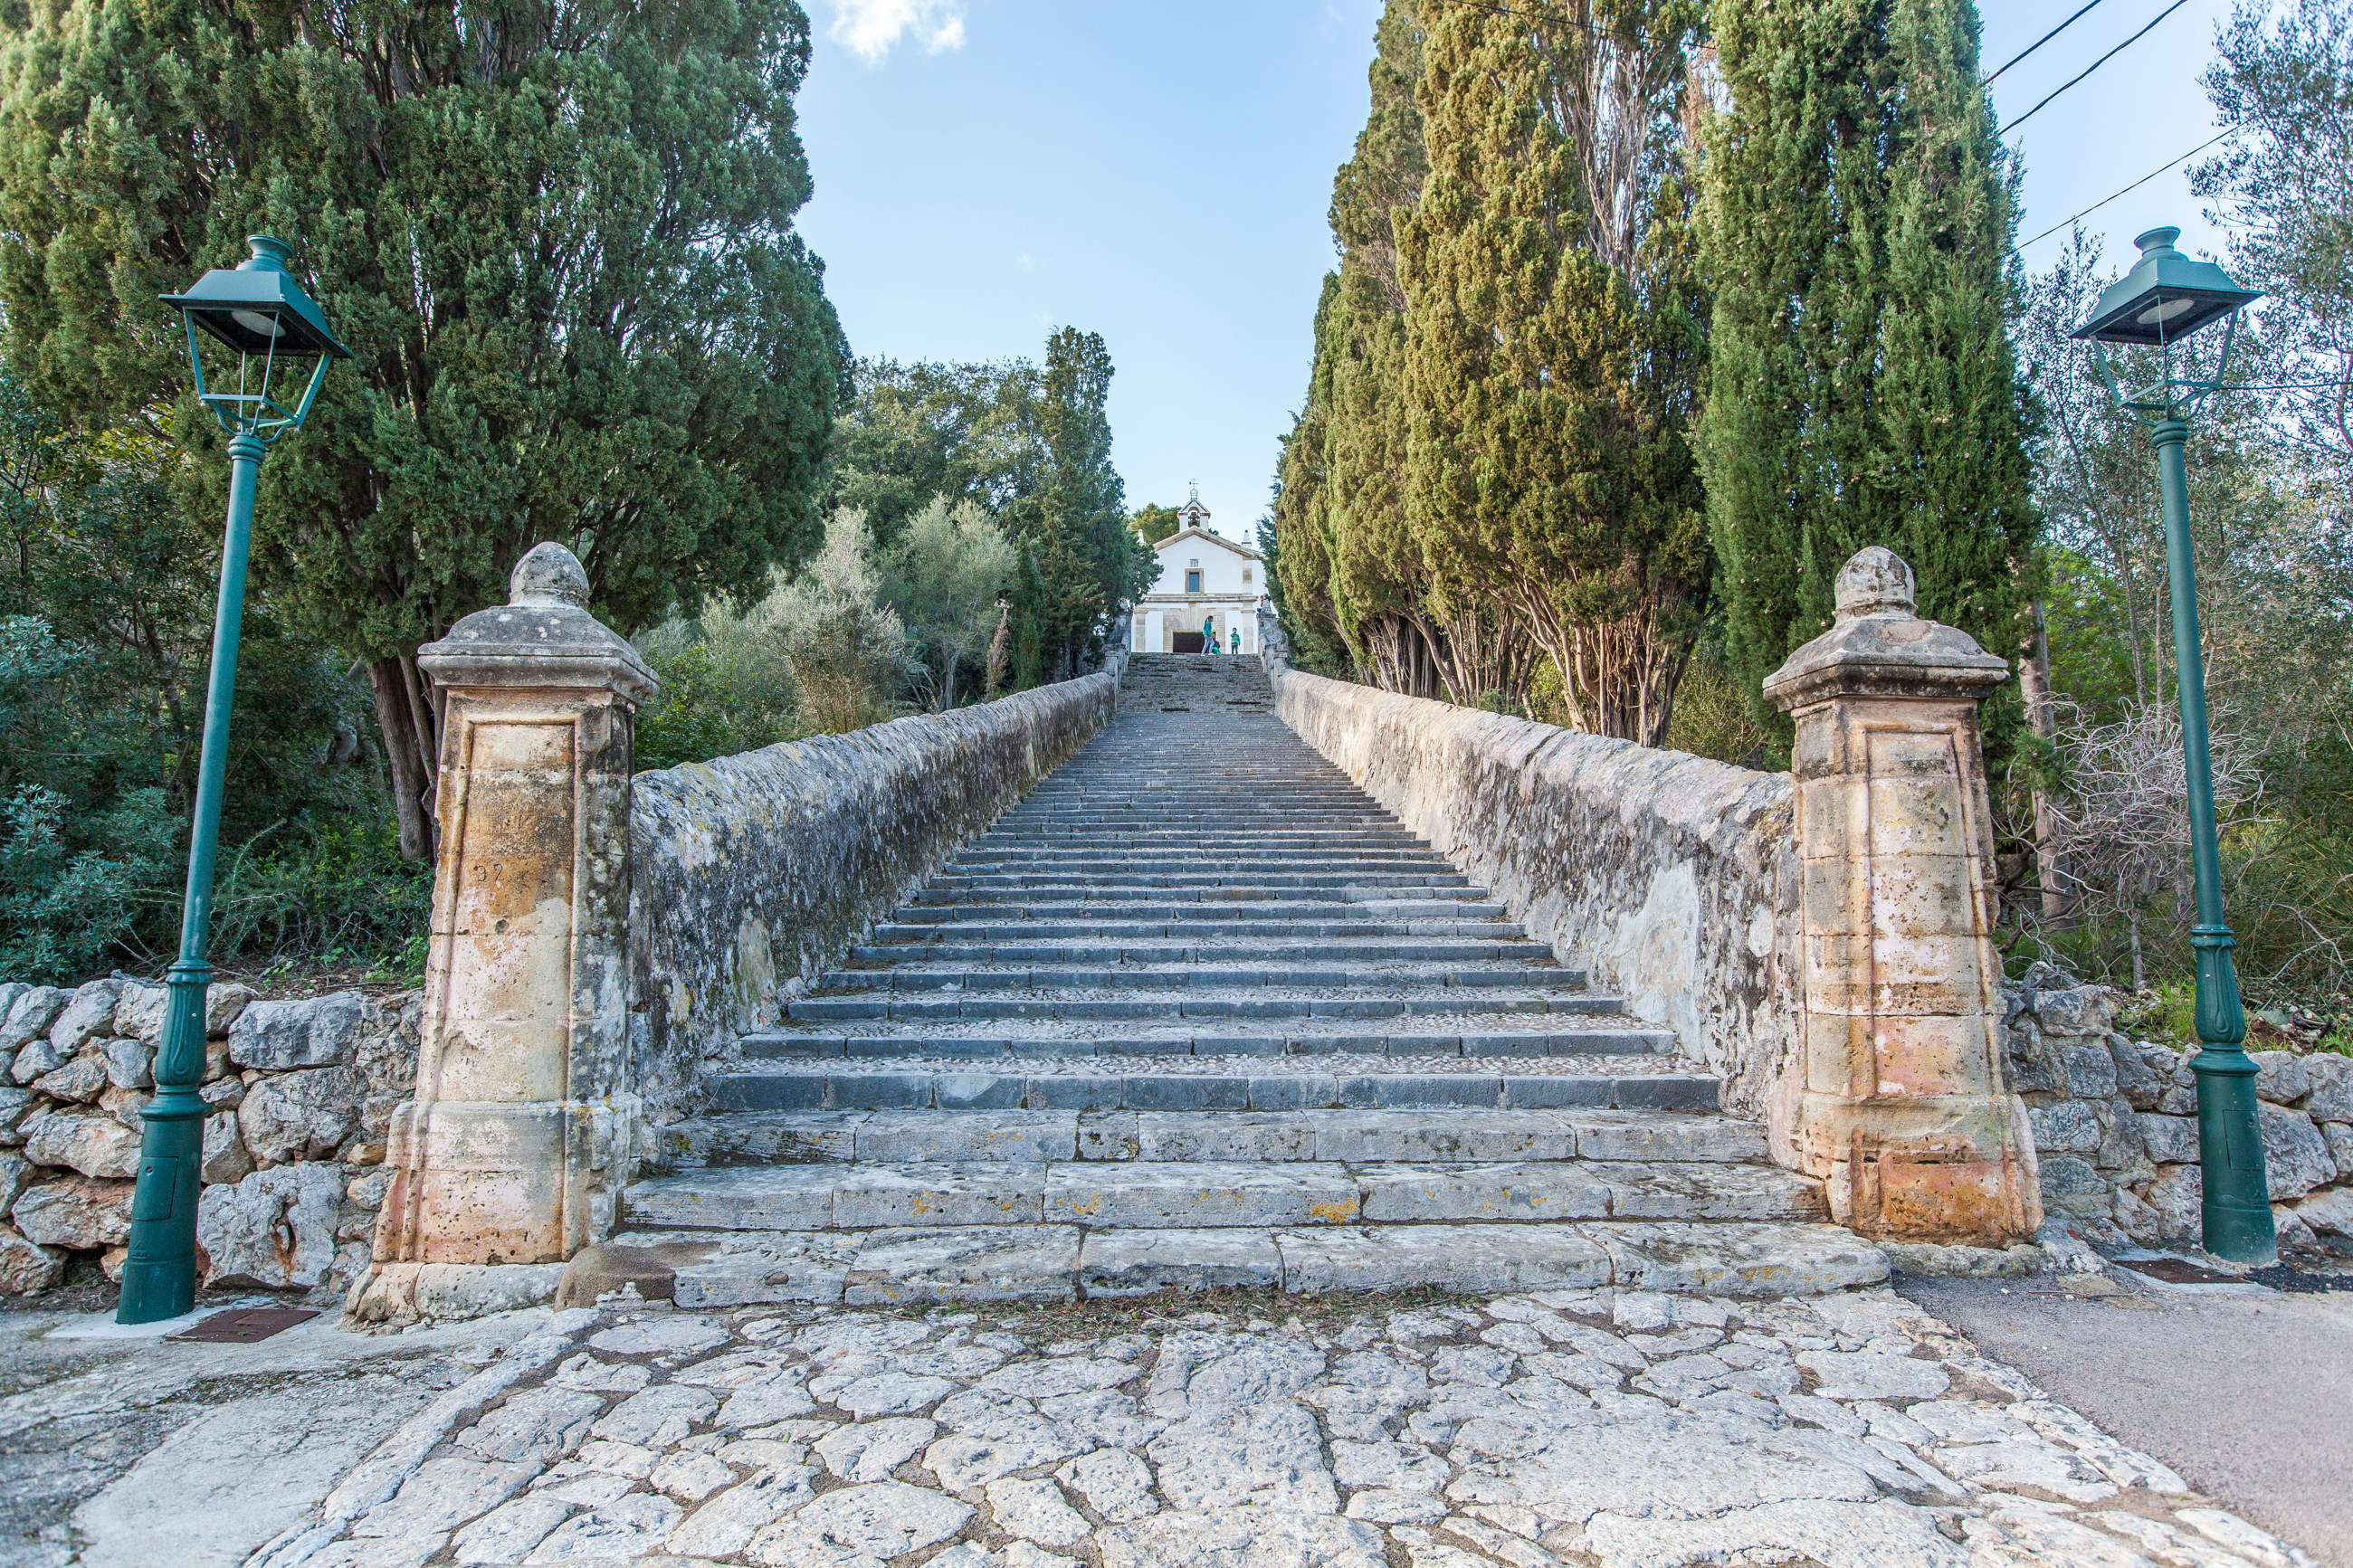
[0, 977, 420, 1297]
[2007, 969, 2353, 1257]
[628, 672, 1119, 1126]
[1268, 668, 1802, 1136]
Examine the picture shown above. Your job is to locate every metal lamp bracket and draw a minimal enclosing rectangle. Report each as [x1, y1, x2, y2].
[182, 314, 333, 442]
[2088, 317, 2238, 423]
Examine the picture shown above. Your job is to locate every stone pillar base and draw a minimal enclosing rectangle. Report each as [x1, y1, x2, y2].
[345, 1261, 567, 1325]
[375, 1098, 638, 1266]
[1801, 1092, 2041, 1242]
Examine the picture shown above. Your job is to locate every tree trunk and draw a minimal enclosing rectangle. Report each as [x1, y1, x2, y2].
[985, 613, 1011, 699]
[368, 654, 440, 863]
[2019, 599, 2070, 925]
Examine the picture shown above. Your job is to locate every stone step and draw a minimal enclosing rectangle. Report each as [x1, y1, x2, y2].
[926, 872, 1476, 890]
[874, 924, 1531, 946]
[954, 848, 1452, 863]
[654, 1107, 1769, 1167]
[815, 965, 1592, 991]
[849, 939, 1559, 964]
[910, 882, 1494, 902]
[621, 1156, 1826, 1232]
[890, 899, 1513, 923]
[953, 845, 1454, 860]
[992, 826, 1419, 833]
[743, 1017, 1675, 1055]
[980, 827, 1427, 841]
[598, 1219, 1886, 1305]
[780, 993, 1629, 1023]
[705, 1059, 1717, 1113]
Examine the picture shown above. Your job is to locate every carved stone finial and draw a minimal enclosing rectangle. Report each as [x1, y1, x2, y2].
[1834, 546, 1916, 623]
[511, 542, 590, 609]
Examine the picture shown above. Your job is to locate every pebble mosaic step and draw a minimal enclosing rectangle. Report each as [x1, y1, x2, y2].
[627, 655, 1848, 1299]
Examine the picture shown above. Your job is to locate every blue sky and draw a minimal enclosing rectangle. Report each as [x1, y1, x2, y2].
[795, 0, 2243, 542]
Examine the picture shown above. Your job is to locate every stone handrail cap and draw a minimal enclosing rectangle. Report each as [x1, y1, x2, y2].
[416, 541, 659, 702]
[1762, 547, 2008, 711]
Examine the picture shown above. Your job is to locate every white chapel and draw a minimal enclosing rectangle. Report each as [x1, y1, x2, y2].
[1129, 495, 1264, 656]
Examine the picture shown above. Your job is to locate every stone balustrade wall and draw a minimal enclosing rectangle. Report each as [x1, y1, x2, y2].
[628, 672, 1119, 1126]
[1268, 666, 1804, 1137]
[2007, 972, 2353, 1256]
[0, 978, 420, 1297]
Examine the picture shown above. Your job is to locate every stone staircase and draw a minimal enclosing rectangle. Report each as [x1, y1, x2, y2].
[611, 655, 1885, 1306]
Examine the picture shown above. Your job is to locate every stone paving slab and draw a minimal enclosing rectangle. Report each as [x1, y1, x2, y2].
[599, 1220, 1891, 1302]
[189, 1280, 2322, 1568]
[709, 1060, 1722, 1117]
[627, 1160, 1825, 1233]
[1078, 1228, 1287, 1297]
[658, 1107, 1771, 1170]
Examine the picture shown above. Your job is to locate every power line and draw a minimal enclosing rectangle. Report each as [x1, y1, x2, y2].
[1986, 0, 2105, 84]
[2001, 0, 2190, 135]
[2015, 130, 2234, 251]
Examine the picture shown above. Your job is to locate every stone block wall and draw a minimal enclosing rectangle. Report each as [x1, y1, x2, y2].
[0, 977, 420, 1297]
[1269, 668, 1801, 1134]
[2008, 971, 2353, 1256]
[628, 670, 1119, 1125]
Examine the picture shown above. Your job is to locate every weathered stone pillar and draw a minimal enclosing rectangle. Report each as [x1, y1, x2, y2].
[1763, 547, 2042, 1244]
[354, 543, 657, 1320]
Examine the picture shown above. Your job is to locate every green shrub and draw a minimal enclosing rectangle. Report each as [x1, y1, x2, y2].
[0, 784, 176, 982]
[208, 815, 432, 978]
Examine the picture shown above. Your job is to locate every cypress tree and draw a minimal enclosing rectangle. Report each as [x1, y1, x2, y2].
[0, 0, 848, 857]
[1005, 328, 1151, 679]
[1323, 0, 1439, 696]
[1699, 0, 2037, 741]
[1398, 0, 1632, 715]
[1269, 278, 1344, 666]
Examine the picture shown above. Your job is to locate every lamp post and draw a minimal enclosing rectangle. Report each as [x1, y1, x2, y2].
[2072, 225, 2273, 1264]
[117, 237, 349, 1325]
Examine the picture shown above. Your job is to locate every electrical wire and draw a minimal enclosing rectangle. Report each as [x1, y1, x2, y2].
[1985, 0, 2105, 84]
[2015, 130, 2233, 251]
[2000, 0, 2190, 134]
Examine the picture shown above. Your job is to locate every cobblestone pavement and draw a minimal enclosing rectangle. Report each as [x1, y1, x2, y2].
[186, 1285, 2321, 1568]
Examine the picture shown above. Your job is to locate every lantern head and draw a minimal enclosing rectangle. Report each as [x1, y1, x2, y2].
[161, 236, 348, 359]
[2073, 227, 2261, 347]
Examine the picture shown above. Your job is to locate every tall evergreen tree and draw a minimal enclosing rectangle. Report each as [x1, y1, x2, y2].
[1323, 0, 1443, 696]
[1005, 328, 1152, 679]
[1699, 0, 2037, 743]
[1269, 281, 1345, 670]
[0, 0, 848, 858]
[1393, 0, 1712, 724]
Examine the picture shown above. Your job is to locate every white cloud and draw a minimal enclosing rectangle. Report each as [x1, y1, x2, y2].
[830, 0, 966, 62]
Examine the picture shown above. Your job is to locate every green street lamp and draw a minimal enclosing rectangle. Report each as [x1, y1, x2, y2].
[117, 237, 349, 1325]
[2072, 226, 2273, 1264]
